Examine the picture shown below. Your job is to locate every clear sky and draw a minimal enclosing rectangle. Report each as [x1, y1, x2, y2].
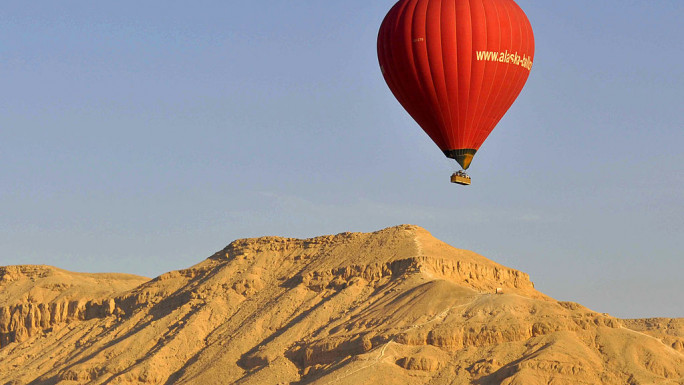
[1, 1, 682, 319]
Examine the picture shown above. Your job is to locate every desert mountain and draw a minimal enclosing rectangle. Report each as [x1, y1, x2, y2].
[1, 225, 682, 384]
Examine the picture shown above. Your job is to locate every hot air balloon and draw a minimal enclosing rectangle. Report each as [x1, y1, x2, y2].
[377, 0, 535, 185]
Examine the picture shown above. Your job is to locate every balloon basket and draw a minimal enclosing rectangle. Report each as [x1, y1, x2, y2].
[451, 171, 471, 186]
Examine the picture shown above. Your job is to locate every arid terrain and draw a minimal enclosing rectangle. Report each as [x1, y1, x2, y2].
[1, 225, 682, 384]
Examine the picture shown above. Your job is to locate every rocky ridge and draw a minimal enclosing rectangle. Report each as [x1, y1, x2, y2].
[0, 266, 148, 348]
[0, 225, 682, 385]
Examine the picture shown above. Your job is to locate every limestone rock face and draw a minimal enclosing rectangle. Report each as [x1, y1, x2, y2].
[0, 266, 148, 348]
[0, 225, 682, 385]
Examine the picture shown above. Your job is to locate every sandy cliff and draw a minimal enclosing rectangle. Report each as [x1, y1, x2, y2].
[0, 225, 682, 384]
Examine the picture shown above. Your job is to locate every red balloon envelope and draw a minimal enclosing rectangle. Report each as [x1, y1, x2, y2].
[378, 0, 535, 170]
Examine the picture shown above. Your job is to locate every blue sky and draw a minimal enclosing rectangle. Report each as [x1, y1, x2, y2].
[1, 1, 682, 318]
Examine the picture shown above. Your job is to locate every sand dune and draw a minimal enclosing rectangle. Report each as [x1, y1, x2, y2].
[1, 225, 682, 384]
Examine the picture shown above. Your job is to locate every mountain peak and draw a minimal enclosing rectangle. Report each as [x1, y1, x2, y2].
[1, 226, 681, 384]
[204, 224, 537, 298]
